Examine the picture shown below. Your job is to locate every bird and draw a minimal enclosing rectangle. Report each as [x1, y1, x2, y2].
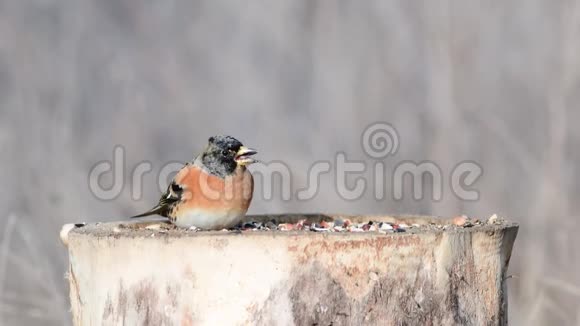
[132, 135, 258, 230]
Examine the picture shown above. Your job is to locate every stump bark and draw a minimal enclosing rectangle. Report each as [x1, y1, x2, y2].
[61, 214, 518, 325]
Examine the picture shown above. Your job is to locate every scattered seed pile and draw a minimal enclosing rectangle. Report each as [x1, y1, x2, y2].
[62, 215, 508, 242]
[231, 214, 503, 234]
[237, 219, 409, 233]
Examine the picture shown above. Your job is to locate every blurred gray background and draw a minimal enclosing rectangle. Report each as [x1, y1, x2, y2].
[1, 0, 579, 325]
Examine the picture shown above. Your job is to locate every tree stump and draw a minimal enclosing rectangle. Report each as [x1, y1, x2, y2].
[61, 214, 518, 325]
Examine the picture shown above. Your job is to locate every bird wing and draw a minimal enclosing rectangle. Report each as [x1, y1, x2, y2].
[131, 163, 191, 218]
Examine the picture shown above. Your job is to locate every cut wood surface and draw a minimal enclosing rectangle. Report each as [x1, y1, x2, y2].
[62, 214, 518, 326]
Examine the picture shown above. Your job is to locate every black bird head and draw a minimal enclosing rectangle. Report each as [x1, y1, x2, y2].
[200, 135, 258, 177]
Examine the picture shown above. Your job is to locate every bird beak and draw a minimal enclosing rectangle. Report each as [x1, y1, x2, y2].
[235, 146, 258, 165]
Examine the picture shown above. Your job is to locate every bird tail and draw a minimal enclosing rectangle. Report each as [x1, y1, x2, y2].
[131, 205, 165, 218]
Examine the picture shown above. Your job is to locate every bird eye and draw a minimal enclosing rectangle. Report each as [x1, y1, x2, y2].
[222, 150, 228, 156]
[208, 137, 215, 143]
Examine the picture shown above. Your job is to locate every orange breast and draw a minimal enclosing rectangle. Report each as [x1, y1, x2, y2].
[174, 165, 254, 215]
